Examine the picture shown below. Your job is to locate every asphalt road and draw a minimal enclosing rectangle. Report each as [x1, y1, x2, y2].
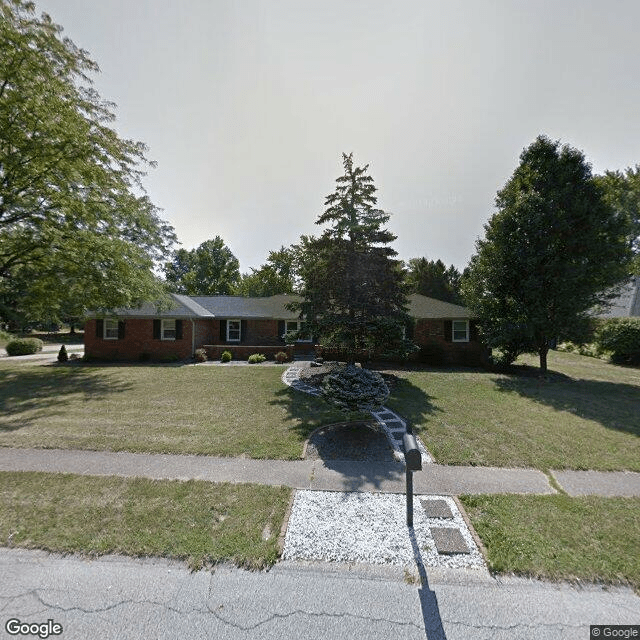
[1, 549, 638, 640]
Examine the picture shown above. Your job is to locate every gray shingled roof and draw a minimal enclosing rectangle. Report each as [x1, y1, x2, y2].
[87, 293, 214, 318]
[191, 294, 301, 319]
[90, 293, 472, 320]
[594, 278, 640, 318]
[407, 294, 472, 319]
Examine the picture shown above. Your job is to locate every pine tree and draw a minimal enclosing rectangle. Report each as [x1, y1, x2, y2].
[294, 154, 409, 364]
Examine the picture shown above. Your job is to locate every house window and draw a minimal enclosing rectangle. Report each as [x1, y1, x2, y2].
[104, 319, 119, 340]
[227, 319, 241, 342]
[452, 320, 469, 342]
[285, 320, 312, 342]
[161, 319, 176, 340]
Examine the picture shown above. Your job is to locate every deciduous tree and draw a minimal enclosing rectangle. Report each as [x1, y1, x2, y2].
[0, 0, 176, 322]
[462, 135, 632, 373]
[163, 237, 240, 295]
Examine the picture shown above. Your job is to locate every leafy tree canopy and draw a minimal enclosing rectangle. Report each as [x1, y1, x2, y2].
[163, 237, 240, 296]
[461, 135, 632, 373]
[235, 245, 299, 297]
[404, 257, 462, 304]
[0, 0, 176, 325]
[293, 153, 409, 364]
[595, 165, 640, 275]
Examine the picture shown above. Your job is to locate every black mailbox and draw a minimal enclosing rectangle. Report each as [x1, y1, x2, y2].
[403, 433, 422, 471]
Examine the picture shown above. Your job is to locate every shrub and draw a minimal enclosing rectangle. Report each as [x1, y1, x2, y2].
[275, 351, 289, 363]
[321, 364, 389, 415]
[194, 348, 208, 363]
[139, 352, 151, 362]
[248, 353, 266, 364]
[220, 350, 232, 363]
[159, 354, 180, 363]
[57, 345, 68, 362]
[418, 340, 445, 366]
[594, 318, 640, 365]
[5, 338, 44, 356]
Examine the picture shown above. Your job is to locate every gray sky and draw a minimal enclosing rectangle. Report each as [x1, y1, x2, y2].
[35, 0, 640, 272]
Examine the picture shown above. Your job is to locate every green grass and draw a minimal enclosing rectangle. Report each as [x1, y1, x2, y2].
[0, 471, 290, 569]
[460, 494, 640, 592]
[385, 350, 640, 471]
[0, 362, 344, 459]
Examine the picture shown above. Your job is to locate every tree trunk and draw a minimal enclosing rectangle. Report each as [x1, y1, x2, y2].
[538, 344, 548, 374]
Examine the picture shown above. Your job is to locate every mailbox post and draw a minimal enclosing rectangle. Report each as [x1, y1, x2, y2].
[403, 433, 422, 527]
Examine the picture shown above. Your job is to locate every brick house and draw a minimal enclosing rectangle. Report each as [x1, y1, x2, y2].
[84, 293, 485, 364]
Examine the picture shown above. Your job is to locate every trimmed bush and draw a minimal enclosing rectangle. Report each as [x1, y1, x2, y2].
[418, 340, 445, 366]
[594, 318, 640, 365]
[220, 350, 232, 363]
[194, 348, 208, 363]
[57, 345, 68, 362]
[275, 351, 289, 363]
[248, 353, 266, 364]
[321, 364, 389, 415]
[5, 338, 44, 356]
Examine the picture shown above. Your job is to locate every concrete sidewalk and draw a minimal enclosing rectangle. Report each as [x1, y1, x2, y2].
[1, 447, 639, 496]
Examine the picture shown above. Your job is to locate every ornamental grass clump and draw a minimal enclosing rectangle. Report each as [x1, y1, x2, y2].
[321, 364, 389, 415]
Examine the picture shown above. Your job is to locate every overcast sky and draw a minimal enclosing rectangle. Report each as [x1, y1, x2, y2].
[35, 0, 640, 273]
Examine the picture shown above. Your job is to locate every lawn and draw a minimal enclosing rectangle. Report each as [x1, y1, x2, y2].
[385, 350, 640, 471]
[1, 350, 638, 469]
[460, 494, 640, 592]
[0, 362, 343, 459]
[0, 471, 290, 569]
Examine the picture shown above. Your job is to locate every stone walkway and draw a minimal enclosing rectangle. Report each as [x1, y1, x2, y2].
[282, 365, 432, 462]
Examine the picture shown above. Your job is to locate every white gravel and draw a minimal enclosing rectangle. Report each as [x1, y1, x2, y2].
[283, 490, 486, 570]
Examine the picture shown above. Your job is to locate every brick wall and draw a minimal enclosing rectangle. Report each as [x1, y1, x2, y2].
[413, 319, 487, 366]
[85, 318, 197, 361]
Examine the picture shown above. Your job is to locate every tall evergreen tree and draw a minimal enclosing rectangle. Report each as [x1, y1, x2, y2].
[405, 257, 462, 303]
[293, 153, 408, 364]
[462, 135, 632, 373]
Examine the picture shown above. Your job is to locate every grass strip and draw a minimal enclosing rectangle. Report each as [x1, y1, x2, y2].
[460, 494, 640, 592]
[0, 471, 291, 570]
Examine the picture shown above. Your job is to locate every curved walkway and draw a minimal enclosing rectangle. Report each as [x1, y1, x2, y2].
[282, 365, 432, 463]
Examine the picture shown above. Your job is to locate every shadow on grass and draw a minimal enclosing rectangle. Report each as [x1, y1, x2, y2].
[0, 366, 133, 432]
[272, 373, 438, 491]
[384, 373, 441, 432]
[493, 373, 640, 437]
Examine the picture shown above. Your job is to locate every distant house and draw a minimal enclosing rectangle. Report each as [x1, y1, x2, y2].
[84, 293, 485, 364]
[593, 277, 640, 319]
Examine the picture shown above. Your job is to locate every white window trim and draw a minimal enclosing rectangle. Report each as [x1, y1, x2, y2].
[452, 320, 470, 342]
[226, 319, 241, 342]
[284, 320, 312, 343]
[161, 319, 176, 341]
[104, 318, 119, 340]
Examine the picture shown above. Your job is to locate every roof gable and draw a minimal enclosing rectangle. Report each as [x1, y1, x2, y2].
[407, 294, 472, 319]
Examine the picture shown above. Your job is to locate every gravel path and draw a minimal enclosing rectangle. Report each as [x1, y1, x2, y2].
[283, 491, 486, 570]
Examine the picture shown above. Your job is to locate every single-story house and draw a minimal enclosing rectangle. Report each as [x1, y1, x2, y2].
[84, 293, 485, 364]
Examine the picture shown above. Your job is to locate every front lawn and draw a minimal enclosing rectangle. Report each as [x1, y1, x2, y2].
[386, 350, 640, 471]
[0, 471, 290, 569]
[460, 494, 640, 592]
[0, 362, 343, 459]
